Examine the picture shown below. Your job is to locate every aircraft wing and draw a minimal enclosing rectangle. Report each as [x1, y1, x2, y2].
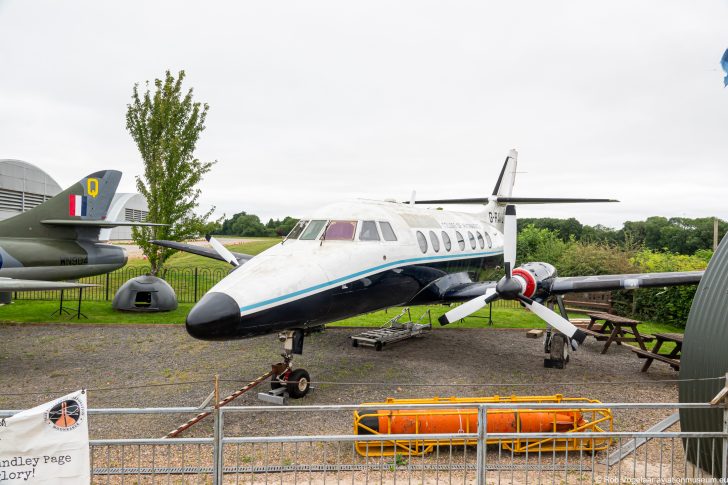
[548, 271, 704, 294]
[150, 240, 254, 265]
[41, 219, 167, 228]
[0, 278, 97, 292]
[442, 281, 498, 301]
[440, 270, 703, 303]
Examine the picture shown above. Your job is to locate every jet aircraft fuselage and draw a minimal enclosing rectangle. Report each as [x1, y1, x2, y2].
[187, 199, 505, 339]
[0, 237, 127, 280]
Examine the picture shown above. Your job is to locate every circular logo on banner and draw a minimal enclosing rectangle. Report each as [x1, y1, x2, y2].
[46, 399, 83, 431]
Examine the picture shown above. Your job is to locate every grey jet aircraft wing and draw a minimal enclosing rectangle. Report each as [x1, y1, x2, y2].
[0, 278, 96, 291]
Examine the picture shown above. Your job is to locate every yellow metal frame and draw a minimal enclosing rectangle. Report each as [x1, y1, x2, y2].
[354, 394, 613, 457]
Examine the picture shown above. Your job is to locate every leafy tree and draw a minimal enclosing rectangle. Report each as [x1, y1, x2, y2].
[517, 217, 583, 242]
[220, 212, 271, 237]
[126, 70, 216, 275]
[516, 225, 568, 265]
[266, 216, 299, 237]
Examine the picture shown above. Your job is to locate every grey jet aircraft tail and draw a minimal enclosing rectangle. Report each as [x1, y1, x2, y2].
[0, 169, 147, 241]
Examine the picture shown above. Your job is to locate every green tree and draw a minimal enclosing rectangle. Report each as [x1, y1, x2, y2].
[126, 70, 216, 275]
[516, 225, 568, 265]
[266, 216, 299, 237]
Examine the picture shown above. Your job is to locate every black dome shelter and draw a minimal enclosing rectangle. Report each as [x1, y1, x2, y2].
[679, 233, 728, 478]
[112, 275, 178, 312]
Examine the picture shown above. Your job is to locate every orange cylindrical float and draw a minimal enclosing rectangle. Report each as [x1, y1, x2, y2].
[357, 408, 584, 435]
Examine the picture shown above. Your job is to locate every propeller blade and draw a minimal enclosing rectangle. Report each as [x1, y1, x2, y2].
[206, 235, 240, 267]
[518, 296, 587, 344]
[503, 205, 517, 276]
[439, 288, 497, 325]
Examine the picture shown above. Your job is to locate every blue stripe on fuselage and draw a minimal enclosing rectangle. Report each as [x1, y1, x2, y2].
[238, 250, 502, 314]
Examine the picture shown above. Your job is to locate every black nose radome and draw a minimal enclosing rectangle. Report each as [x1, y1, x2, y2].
[186, 292, 241, 340]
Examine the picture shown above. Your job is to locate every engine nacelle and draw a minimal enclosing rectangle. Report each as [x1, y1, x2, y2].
[511, 262, 558, 299]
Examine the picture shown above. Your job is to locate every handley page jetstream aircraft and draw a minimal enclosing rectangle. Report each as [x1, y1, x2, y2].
[0, 169, 161, 295]
[153, 150, 703, 398]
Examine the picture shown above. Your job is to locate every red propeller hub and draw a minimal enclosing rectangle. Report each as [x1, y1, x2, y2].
[512, 268, 537, 298]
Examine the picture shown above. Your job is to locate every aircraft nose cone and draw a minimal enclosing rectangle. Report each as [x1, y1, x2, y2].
[186, 292, 241, 340]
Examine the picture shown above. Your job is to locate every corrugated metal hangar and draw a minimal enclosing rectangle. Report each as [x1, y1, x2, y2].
[0, 159, 148, 241]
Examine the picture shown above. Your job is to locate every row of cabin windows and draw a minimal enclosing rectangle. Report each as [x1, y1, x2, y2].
[416, 229, 492, 254]
[286, 219, 398, 242]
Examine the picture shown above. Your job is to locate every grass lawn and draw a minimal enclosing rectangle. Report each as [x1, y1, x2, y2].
[0, 301, 194, 324]
[0, 298, 685, 348]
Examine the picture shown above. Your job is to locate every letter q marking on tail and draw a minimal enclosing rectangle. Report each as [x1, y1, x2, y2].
[87, 178, 99, 198]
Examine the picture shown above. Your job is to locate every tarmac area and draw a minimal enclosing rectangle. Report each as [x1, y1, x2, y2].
[0, 323, 681, 440]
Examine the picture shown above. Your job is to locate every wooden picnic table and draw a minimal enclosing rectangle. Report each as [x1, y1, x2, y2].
[579, 311, 654, 354]
[629, 332, 682, 372]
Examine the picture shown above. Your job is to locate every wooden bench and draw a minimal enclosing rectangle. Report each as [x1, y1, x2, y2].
[629, 332, 683, 372]
[584, 311, 654, 354]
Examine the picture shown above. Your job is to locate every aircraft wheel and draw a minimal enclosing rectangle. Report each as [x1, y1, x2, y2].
[286, 369, 311, 399]
[375, 342, 383, 351]
[352, 339, 359, 347]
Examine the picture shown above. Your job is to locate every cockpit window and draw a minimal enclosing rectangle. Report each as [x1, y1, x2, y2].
[360, 221, 380, 241]
[484, 232, 493, 248]
[300, 220, 327, 240]
[323, 220, 357, 241]
[379, 221, 398, 241]
[285, 219, 308, 240]
[468, 231, 476, 250]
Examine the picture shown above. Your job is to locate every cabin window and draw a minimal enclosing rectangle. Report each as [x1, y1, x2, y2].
[468, 231, 476, 250]
[286, 219, 308, 239]
[429, 231, 440, 252]
[360, 221, 380, 241]
[485, 232, 493, 248]
[456, 231, 465, 251]
[323, 220, 357, 241]
[379, 221, 398, 241]
[442, 231, 452, 251]
[300, 220, 327, 240]
[416, 231, 428, 253]
[477, 232, 485, 249]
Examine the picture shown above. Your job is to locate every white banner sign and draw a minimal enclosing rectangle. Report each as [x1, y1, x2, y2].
[0, 390, 90, 484]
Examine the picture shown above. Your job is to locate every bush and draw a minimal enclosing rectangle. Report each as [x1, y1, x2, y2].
[557, 242, 636, 277]
[611, 249, 709, 327]
[517, 226, 568, 265]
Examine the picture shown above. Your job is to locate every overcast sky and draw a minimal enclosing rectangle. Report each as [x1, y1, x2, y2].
[1, 1, 726, 228]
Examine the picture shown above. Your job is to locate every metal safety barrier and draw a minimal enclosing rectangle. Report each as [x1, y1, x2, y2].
[2, 401, 727, 484]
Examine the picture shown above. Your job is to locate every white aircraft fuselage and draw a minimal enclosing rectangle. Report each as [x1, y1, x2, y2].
[186, 199, 505, 340]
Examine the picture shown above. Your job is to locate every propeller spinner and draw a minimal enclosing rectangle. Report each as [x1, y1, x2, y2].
[439, 205, 587, 348]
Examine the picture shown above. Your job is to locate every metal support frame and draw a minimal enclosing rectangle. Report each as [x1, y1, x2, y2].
[476, 405, 488, 485]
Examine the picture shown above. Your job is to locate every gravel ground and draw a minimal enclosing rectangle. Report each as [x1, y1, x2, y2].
[0, 323, 681, 442]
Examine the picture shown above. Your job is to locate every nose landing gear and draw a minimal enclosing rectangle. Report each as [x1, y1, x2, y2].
[258, 329, 312, 404]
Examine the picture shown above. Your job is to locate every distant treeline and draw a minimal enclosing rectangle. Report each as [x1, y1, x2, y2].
[216, 212, 299, 238]
[518, 216, 727, 255]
